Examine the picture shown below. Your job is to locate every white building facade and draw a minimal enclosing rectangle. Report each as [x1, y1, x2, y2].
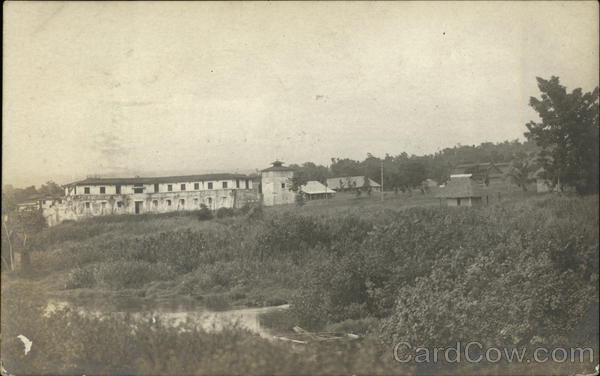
[43, 173, 258, 226]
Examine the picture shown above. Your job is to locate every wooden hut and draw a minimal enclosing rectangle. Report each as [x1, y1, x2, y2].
[436, 174, 485, 207]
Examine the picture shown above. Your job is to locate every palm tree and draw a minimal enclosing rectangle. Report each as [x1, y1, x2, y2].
[507, 155, 535, 191]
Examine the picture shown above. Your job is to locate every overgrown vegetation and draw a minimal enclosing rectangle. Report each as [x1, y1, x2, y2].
[0, 284, 407, 375]
[2, 281, 596, 376]
[1, 193, 598, 374]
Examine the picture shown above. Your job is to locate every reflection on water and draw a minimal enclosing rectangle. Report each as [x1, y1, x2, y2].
[45, 299, 289, 339]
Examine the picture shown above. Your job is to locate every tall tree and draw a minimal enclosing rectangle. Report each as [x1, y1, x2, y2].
[288, 162, 330, 192]
[330, 158, 362, 177]
[2, 210, 46, 272]
[525, 76, 599, 194]
[39, 181, 64, 196]
[403, 159, 427, 190]
[507, 153, 536, 191]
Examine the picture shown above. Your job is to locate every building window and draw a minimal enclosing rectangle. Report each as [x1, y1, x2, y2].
[194, 183, 199, 190]
[153, 200, 158, 208]
[193, 198, 199, 206]
[133, 184, 144, 194]
[168, 184, 173, 192]
[245, 179, 249, 189]
[179, 199, 185, 207]
[166, 200, 172, 206]
[207, 197, 212, 205]
[154, 183, 159, 193]
[85, 202, 90, 209]
[236, 179, 240, 188]
[101, 202, 107, 209]
[281, 183, 285, 189]
[84, 187, 90, 194]
[207, 182, 213, 189]
[116, 185, 121, 194]
[117, 201, 124, 208]
[99, 187, 106, 194]
[222, 182, 228, 189]
[181, 184, 186, 191]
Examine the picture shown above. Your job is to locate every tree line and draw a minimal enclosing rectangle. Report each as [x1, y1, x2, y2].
[290, 139, 538, 192]
[1, 181, 63, 214]
[294, 76, 598, 195]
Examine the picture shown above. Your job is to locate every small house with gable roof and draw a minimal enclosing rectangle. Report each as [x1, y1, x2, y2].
[436, 174, 485, 207]
[300, 181, 336, 200]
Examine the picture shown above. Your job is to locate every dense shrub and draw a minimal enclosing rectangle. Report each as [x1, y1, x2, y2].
[245, 204, 263, 220]
[64, 266, 96, 289]
[215, 207, 235, 218]
[254, 213, 363, 262]
[291, 247, 392, 329]
[65, 261, 175, 289]
[180, 261, 246, 293]
[238, 203, 253, 214]
[295, 193, 305, 206]
[378, 243, 598, 348]
[292, 196, 599, 348]
[197, 204, 213, 221]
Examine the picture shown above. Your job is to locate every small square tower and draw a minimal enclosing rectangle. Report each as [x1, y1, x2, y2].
[261, 161, 295, 206]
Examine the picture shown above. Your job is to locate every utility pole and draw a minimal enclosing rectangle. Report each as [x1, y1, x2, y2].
[380, 159, 384, 201]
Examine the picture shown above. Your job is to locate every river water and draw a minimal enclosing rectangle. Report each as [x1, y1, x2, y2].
[44, 299, 289, 339]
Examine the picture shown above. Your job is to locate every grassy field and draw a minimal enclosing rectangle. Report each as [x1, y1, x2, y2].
[1, 191, 598, 375]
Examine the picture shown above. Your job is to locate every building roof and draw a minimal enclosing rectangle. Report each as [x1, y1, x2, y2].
[261, 161, 295, 172]
[16, 202, 39, 206]
[66, 173, 251, 186]
[493, 162, 511, 172]
[300, 181, 336, 195]
[452, 162, 507, 179]
[488, 163, 508, 176]
[436, 175, 485, 198]
[326, 176, 381, 190]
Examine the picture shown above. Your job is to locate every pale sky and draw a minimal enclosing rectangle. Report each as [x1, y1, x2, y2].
[3, 1, 599, 187]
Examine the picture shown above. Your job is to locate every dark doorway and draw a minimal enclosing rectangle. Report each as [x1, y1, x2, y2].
[135, 201, 143, 214]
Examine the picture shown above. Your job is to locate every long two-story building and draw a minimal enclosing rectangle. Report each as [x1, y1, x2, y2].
[42, 173, 258, 225]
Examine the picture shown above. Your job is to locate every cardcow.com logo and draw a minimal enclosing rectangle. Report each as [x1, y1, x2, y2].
[393, 342, 595, 364]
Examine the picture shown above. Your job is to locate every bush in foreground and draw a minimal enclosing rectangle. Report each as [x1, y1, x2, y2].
[197, 204, 213, 221]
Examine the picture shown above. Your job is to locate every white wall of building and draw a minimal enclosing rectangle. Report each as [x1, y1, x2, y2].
[261, 170, 295, 206]
[48, 177, 258, 226]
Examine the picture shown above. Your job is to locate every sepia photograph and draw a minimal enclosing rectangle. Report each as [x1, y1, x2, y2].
[2, 1, 599, 375]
